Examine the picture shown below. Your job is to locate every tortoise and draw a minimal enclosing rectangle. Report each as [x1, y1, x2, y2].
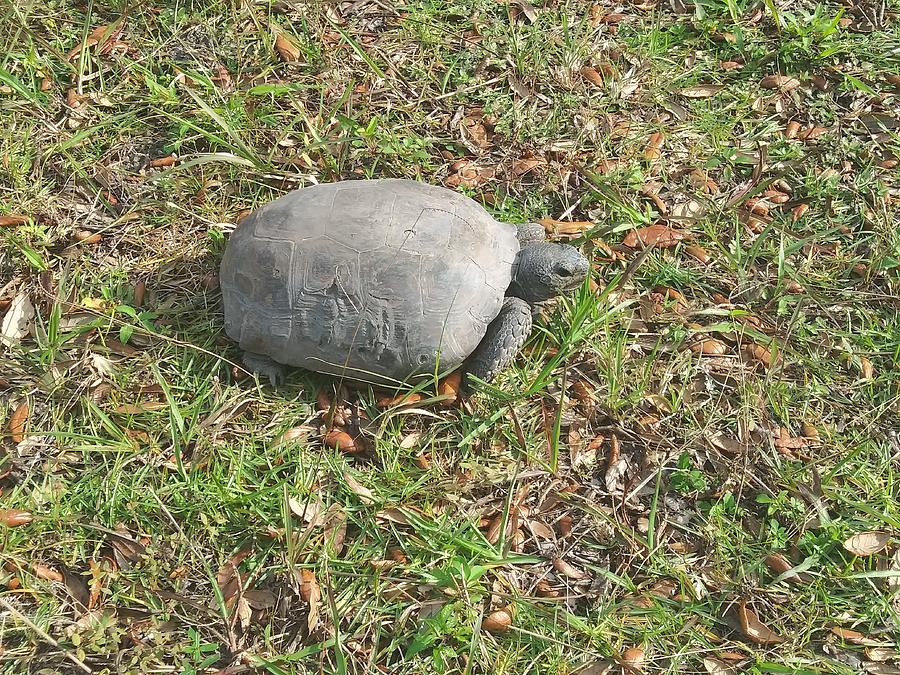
[219, 178, 590, 390]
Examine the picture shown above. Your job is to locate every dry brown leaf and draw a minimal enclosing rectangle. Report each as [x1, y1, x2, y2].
[485, 514, 504, 544]
[552, 556, 586, 580]
[298, 569, 320, 633]
[772, 428, 807, 450]
[809, 74, 829, 91]
[377, 508, 412, 525]
[596, 158, 626, 174]
[863, 664, 900, 674]
[791, 203, 809, 222]
[1, 293, 35, 346]
[132, 280, 146, 308]
[703, 658, 738, 675]
[446, 162, 496, 188]
[462, 116, 492, 149]
[860, 357, 875, 380]
[148, 155, 176, 168]
[760, 74, 801, 91]
[621, 647, 645, 670]
[114, 402, 167, 414]
[678, 84, 723, 98]
[745, 198, 769, 216]
[1, 509, 33, 527]
[535, 579, 560, 598]
[376, 392, 423, 408]
[711, 435, 744, 458]
[595, 62, 617, 79]
[685, 244, 711, 263]
[598, 11, 628, 23]
[438, 371, 462, 406]
[273, 30, 301, 62]
[642, 185, 669, 215]
[577, 659, 616, 675]
[581, 66, 604, 88]
[8, 401, 28, 444]
[315, 389, 332, 412]
[526, 519, 555, 540]
[288, 498, 323, 526]
[644, 132, 664, 160]
[0, 214, 30, 226]
[108, 531, 145, 565]
[74, 230, 103, 247]
[369, 558, 398, 572]
[746, 216, 767, 234]
[482, 608, 512, 634]
[66, 23, 118, 61]
[60, 565, 91, 613]
[764, 189, 790, 204]
[215, 549, 251, 604]
[865, 647, 899, 662]
[387, 547, 408, 563]
[737, 602, 784, 644]
[539, 218, 593, 237]
[743, 343, 773, 368]
[244, 588, 278, 610]
[511, 157, 547, 177]
[325, 505, 348, 550]
[88, 559, 103, 609]
[801, 422, 819, 439]
[772, 178, 793, 194]
[763, 553, 792, 576]
[65, 88, 84, 108]
[509, 0, 538, 22]
[275, 425, 316, 446]
[33, 563, 64, 582]
[763, 553, 806, 583]
[690, 339, 728, 356]
[623, 224, 692, 249]
[343, 472, 376, 505]
[830, 627, 882, 646]
[570, 380, 595, 408]
[232, 595, 251, 630]
[324, 429, 359, 453]
[843, 531, 891, 556]
[653, 286, 688, 312]
[800, 126, 828, 140]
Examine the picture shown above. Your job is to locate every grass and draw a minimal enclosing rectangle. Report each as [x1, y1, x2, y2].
[1, 0, 900, 673]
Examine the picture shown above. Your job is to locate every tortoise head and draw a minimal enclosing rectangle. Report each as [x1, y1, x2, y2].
[511, 242, 590, 303]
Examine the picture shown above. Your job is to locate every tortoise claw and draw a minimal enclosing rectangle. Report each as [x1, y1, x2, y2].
[242, 352, 287, 387]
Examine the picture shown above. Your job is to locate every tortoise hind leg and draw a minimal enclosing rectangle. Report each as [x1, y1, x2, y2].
[242, 351, 287, 386]
[462, 297, 533, 392]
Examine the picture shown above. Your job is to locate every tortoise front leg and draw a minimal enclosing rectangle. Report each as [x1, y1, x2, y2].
[514, 222, 547, 247]
[242, 351, 287, 386]
[462, 296, 533, 390]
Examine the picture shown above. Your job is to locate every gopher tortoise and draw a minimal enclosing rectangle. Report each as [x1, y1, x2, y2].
[220, 178, 589, 390]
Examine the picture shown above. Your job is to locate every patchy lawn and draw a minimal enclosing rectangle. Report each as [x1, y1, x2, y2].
[1, 0, 899, 673]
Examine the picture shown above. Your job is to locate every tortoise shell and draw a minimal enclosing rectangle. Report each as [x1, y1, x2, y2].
[219, 179, 519, 385]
